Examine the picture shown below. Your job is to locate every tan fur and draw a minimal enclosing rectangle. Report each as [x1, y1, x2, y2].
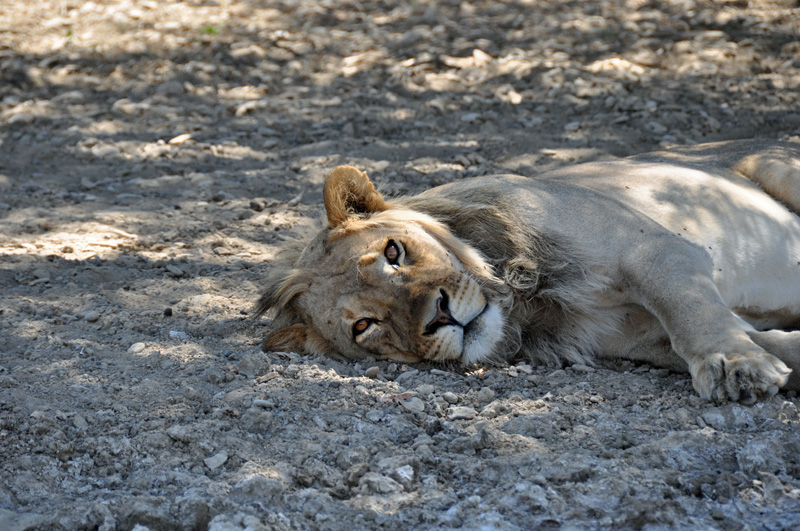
[257, 139, 800, 404]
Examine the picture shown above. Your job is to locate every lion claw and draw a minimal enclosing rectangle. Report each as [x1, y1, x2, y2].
[691, 351, 790, 405]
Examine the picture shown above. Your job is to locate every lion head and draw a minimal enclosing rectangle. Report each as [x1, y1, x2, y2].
[256, 166, 507, 364]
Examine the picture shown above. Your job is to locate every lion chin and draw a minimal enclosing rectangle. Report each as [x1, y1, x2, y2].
[257, 140, 800, 404]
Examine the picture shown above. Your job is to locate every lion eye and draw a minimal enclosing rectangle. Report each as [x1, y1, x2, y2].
[384, 240, 401, 265]
[353, 318, 374, 338]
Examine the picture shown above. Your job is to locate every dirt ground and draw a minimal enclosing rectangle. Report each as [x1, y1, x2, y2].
[2, 0, 800, 529]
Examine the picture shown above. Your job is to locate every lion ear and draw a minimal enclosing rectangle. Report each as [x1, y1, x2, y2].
[262, 323, 332, 356]
[324, 165, 388, 227]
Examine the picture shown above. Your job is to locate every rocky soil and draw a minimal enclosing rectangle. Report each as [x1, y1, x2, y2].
[2, 0, 800, 529]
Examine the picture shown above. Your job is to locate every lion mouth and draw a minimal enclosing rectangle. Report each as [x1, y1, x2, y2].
[460, 302, 505, 365]
[463, 303, 489, 336]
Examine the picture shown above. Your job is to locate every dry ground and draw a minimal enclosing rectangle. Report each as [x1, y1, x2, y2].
[2, 1, 800, 529]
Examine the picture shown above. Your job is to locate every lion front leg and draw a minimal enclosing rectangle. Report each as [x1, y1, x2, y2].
[621, 238, 792, 404]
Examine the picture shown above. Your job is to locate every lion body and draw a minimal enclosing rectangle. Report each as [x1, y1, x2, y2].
[259, 140, 800, 403]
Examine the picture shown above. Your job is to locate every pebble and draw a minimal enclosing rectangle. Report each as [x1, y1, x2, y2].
[192, 294, 212, 305]
[166, 265, 185, 277]
[72, 414, 89, 430]
[168, 133, 192, 145]
[241, 407, 272, 433]
[516, 363, 533, 375]
[572, 364, 596, 373]
[359, 472, 404, 494]
[365, 409, 384, 422]
[33, 269, 51, 280]
[442, 392, 459, 404]
[167, 425, 196, 443]
[645, 121, 668, 134]
[237, 352, 270, 378]
[128, 343, 146, 354]
[84, 311, 101, 323]
[400, 397, 426, 413]
[447, 406, 478, 421]
[169, 330, 190, 340]
[416, 384, 435, 395]
[204, 452, 228, 470]
[364, 366, 380, 378]
[90, 144, 121, 159]
[477, 387, 495, 403]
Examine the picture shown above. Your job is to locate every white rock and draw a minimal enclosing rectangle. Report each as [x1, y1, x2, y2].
[442, 392, 459, 404]
[90, 144, 121, 159]
[447, 406, 478, 421]
[477, 387, 495, 403]
[204, 452, 228, 470]
[128, 342, 146, 354]
[169, 330, 190, 340]
[400, 397, 425, 413]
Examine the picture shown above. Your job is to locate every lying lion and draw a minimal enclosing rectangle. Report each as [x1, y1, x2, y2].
[257, 139, 800, 404]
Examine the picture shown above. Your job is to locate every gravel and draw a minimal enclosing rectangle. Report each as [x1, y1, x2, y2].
[1, 0, 800, 529]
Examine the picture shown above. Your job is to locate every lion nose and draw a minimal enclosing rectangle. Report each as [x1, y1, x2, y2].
[423, 289, 463, 336]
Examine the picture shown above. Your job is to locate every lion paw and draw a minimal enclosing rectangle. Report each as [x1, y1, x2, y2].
[689, 351, 791, 405]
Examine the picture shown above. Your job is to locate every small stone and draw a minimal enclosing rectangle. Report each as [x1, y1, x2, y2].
[72, 414, 89, 430]
[365, 366, 380, 378]
[167, 425, 196, 443]
[169, 330, 190, 340]
[480, 402, 502, 418]
[32, 269, 51, 280]
[128, 342, 146, 354]
[359, 472, 403, 494]
[205, 369, 225, 384]
[442, 392, 459, 404]
[394, 464, 415, 486]
[477, 387, 495, 403]
[365, 409, 384, 422]
[166, 265, 185, 277]
[238, 352, 270, 378]
[157, 80, 185, 96]
[232, 474, 284, 500]
[90, 144, 121, 159]
[168, 133, 193, 145]
[416, 384, 435, 395]
[163, 308, 173, 317]
[645, 121, 668, 134]
[516, 363, 533, 375]
[84, 310, 101, 322]
[572, 364, 596, 373]
[400, 397, 426, 413]
[241, 407, 272, 433]
[447, 406, 478, 421]
[192, 294, 212, 305]
[204, 452, 228, 470]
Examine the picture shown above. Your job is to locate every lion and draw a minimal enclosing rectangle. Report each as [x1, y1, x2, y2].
[256, 139, 800, 404]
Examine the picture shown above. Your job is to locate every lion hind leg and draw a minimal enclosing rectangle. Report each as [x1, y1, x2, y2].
[735, 147, 800, 214]
[748, 329, 800, 391]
